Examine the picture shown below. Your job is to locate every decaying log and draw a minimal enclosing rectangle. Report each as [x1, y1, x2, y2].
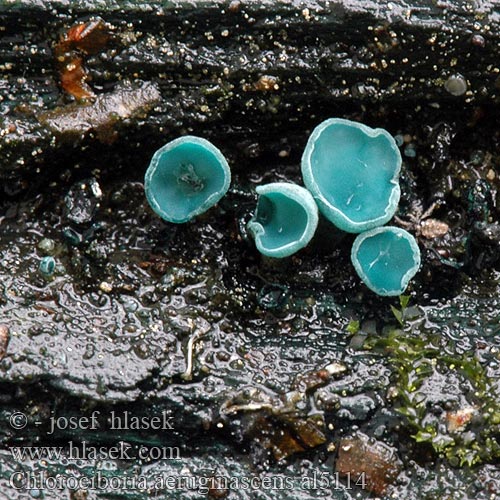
[0, 0, 498, 187]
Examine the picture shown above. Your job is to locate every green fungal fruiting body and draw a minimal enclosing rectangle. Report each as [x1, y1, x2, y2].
[301, 118, 401, 233]
[351, 227, 421, 296]
[144, 136, 231, 223]
[248, 183, 319, 258]
[39, 256, 56, 277]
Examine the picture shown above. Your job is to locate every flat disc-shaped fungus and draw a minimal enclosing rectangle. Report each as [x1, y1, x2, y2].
[302, 118, 401, 233]
[144, 136, 231, 223]
[248, 183, 319, 258]
[351, 226, 421, 296]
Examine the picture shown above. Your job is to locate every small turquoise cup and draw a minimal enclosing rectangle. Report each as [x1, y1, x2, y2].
[248, 182, 319, 258]
[145, 136, 231, 223]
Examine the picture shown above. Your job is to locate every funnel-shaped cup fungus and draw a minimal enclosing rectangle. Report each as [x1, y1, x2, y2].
[302, 118, 401, 233]
[39, 256, 56, 277]
[144, 136, 231, 223]
[248, 183, 319, 258]
[351, 226, 421, 296]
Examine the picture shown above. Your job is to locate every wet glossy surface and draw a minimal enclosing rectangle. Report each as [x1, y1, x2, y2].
[0, 0, 499, 498]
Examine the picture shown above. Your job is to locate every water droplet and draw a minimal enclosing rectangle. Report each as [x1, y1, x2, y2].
[444, 74, 467, 96]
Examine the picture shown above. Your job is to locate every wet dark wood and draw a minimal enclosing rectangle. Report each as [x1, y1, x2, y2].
[0, 0, 498, 186]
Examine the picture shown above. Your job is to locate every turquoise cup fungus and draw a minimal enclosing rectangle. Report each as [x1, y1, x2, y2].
[39, 256, 56, 277]
[248, 182, 319, 258]
[301, 118, 401, 233]
[144, 136, 231, 223]
[351, 226, 421, 296]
